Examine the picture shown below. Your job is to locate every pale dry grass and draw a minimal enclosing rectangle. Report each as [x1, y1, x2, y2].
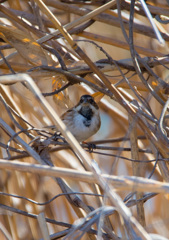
[0, 0, 169, 239]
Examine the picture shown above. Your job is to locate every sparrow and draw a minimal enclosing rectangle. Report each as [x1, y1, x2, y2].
[60, 94, 101, 142]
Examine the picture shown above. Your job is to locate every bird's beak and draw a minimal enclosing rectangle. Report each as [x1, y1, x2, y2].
[92, 92, 104, 103]
[82, 101, 89, 106]
[83, 99, 88, 104]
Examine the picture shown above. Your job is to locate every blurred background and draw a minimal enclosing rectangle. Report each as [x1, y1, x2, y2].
[0, 0, 169, 239]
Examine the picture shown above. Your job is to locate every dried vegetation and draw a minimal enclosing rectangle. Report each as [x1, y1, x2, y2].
[0, 0, 169, 239]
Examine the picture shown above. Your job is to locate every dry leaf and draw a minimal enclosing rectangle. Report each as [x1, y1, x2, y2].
[52, 75, 72, 109]
[0, 23, 47, 66]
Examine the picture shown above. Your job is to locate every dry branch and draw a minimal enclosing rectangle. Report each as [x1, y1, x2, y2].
[0, 0, 169, 239]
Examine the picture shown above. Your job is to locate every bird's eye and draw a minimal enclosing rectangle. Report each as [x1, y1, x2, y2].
[80, 98, 84, 103]
[89, 98, 94, 104]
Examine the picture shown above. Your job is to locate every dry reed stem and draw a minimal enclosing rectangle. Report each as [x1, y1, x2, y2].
[33, 2, 168, 179]
[0, 159, 169, 193]
[37, 212, 50, 240]
[17, 1, 155, 238]
[129, 114, 146, 227]
[0, 0, 169, 239]
[0, 73, 150, 238]
[37, 0, 116, 44]
[77, 31, 164, 57]
[44, 0, 169, 41]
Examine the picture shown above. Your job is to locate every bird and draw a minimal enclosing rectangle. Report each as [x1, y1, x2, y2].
[60, 94, 101, 142]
